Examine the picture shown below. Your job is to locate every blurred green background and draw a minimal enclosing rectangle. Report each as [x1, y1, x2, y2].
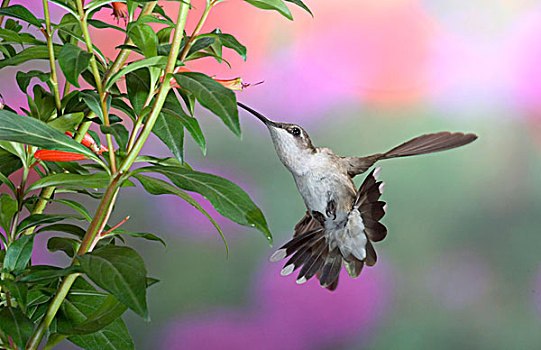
[6, 0, 541, 349]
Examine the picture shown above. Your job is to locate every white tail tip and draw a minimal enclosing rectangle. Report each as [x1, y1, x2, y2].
[270, 249, 287, 262]
[281, 264, 295, 276]
[296, 276, 307, 284]
[373, 166, 382, 180]
[379, 182, 386, 193]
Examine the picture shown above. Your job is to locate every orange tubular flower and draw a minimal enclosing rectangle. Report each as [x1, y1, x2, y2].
[112, 2, 128, 24]
[34, 150, 87, 162]
[65, 131, 108, 155]
[170, 67, 259, 91]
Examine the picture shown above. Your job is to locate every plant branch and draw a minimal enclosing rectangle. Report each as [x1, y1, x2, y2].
[0, 0, 10, 26]
[76, 0, 116, 172]
[120, 1, 191, 172]
[42, 0, 62, 117]
[177, 1, 213, 62]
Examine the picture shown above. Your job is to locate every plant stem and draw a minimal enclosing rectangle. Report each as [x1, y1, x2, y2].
[0, 0, 10, 27]
[177, 1, 213, 62]
[26, 3, 191, 347]
[42, 0, 62, 117]
[120, 1, 190, 172]
[25, 273, 79, 350]
[22, 186, 55, 236]
[103, 2, 157, 86]
[76, 0, 116, 173]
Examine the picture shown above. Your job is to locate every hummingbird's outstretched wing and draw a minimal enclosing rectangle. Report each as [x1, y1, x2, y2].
[343, 131, 478, 177]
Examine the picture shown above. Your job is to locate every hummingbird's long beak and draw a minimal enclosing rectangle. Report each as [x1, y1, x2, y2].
[237, 102, 279, 128]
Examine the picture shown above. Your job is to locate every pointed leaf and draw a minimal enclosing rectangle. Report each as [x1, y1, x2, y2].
[0, 109, 99, 160]
[127, 23, 158, 58]
[135, 166, 272, 243]
[133, 174, 226, 253]
[0, 307, 34, 349]
[3, 234, 34, 271]
[47, 236, 80, 258]
[16, 70, 50, 93]
[0, 193, 17, 233]
[58, 43, 93, 88]
[126, 68, 151, 116]
[27, 173, 111, 191]
[106, 228, 166, 247]
[173, 72, 240, 136]
[76, 246, 148, 319]
[57, 277, 134, 350]
[0, 5, 42, 27]
[104, 56, 168, 91]
[0, 45, 61, 69]
[47, 112, 85, 133]
[154, 111, 184, 162]
[100, 124, 129, 151]
[244, 0, 293, 20]
[284, 0, 313, 16]
[16, 214, 70, 234]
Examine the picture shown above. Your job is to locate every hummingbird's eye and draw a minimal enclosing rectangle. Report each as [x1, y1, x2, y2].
[290, 127, 301, 137]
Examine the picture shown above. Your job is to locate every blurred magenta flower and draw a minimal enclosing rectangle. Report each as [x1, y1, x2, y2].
[163, 261, 392, 349]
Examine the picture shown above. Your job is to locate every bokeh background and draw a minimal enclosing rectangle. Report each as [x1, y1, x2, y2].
[3, 0, 541, 349]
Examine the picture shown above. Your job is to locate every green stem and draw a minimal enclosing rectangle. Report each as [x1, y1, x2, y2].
[177, 1, 212, 62]
[76, 0, 116, 173]
[42, 0, 62, 117]
[22, 186, 55, 236]
[0, 0, 10, 27]
[25, 174, 120, 350]
[25, 273, 79, 350]
[120, 1, 190, 172]
[103, 2, 157, 86]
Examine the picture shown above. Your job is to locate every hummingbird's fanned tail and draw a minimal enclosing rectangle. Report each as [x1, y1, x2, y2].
[344, 131, 478, 176]
[269, 167, 387, 291]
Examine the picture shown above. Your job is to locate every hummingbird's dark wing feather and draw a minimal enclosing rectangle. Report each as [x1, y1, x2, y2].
[268, 168, 386, 291]
[344, 131, 478, 177]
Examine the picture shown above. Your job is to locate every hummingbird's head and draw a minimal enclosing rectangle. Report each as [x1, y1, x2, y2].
[238, 103, 315, 174]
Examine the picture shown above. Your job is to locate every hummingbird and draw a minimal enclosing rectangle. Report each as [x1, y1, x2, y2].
[238, 102, 477, 291]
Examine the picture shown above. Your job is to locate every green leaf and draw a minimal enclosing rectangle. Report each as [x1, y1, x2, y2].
[29, 85, 56, 121]
[16, 214, 70, 234]
[61, 294, 127, 335]
[16, 70, 50, 93]
[20, 265, 81, 283]
[105, 228, 166, 247]
[0, 109, 99, 161]
[28, 173, 112, 191]
[127, 23, 158, 58]
[173, 72, 240, 136]
[0, 193, 17, 233]
[57, 277, 134, 350]
[126, 68, 151, 116]
[284, 0, 313, 16]
[0, 307, 34, 349]
[0, 169, 16, 193]
[0, 45, 61, 69]
[104, 56, 168, 91]
[202, 31, 247, 60]
[41, 198, 92, 222]
[100, 124, 129, 151]
[3, 234, 34, 271]
[0, 140, 26, 160]
[135, 166, 272, 243]
[0, 279, 28, 311]
[0, 28, 44, 46]
[154, 111, 184, 162]
[76, 246, 148, 319]
[133, 174, 227, 253]
[47, 236, 80, 258]
[162, 91, 206, 155]
[0, 148, 23, 177]
[0, 5, 42, 27]
[47, 112, 85, 133]
[58, 43, 93, 88]
[88, 19, 126, 33]
[244, 0, 293, 20]
[36, 223, 86, 238]
[84, 0, 119, 13]
[81, 90, 105, 123]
